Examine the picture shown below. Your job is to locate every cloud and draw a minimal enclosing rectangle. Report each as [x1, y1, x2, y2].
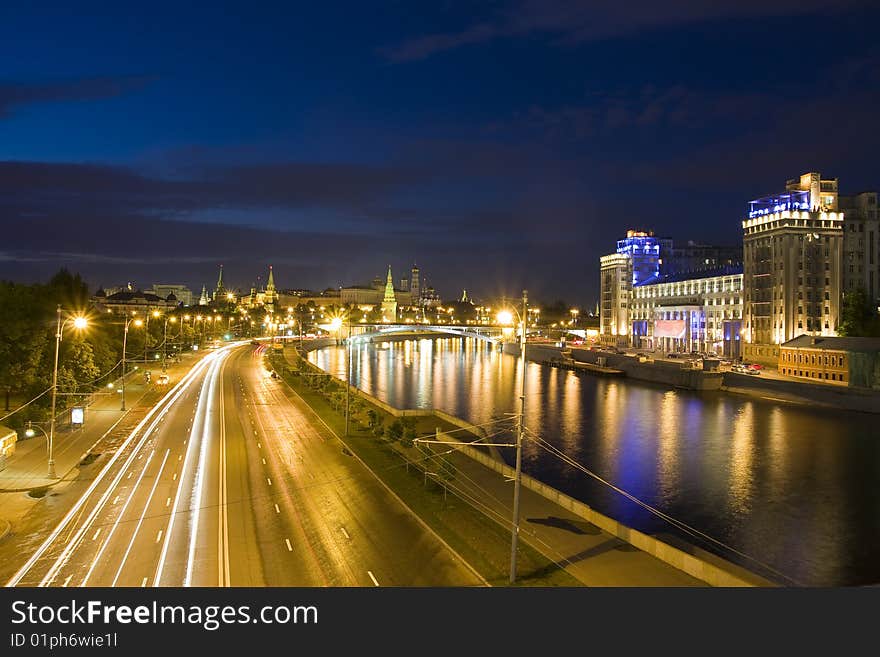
[0, 76, 155, 119]
[381, 0, 865, 61]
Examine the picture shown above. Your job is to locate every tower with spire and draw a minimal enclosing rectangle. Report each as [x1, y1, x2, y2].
[381, 265, 398, 322]
[199, 285, 208, 306]
[214, 264, 226, 301]
[264, 265, 277, 316]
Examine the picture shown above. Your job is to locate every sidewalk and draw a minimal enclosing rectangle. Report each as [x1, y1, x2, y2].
[408, 443, 709, 587]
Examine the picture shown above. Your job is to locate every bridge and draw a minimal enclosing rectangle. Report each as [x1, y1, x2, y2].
[345, 323, 507, 345]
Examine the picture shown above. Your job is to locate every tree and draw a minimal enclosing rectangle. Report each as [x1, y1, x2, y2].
[839, 288, 880, 337]
[386, 419, 403, 442]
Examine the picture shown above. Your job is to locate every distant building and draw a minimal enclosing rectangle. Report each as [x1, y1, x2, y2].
[631, 265, 743, 358]
[599, 252, 631, 345]
[213, 265, 226, 301]
[264, 265, 277, 316]
[839, 191, 879, 306]
[410, 265, 421, 307]
[663, 241, 742, 275]
[742, 172, 844, 364]
[149, 284, 193, 307]
[779, 334, 880, 388]
[93, 288, 178, 315]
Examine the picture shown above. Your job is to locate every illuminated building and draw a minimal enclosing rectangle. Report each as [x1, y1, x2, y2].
[839, 191, 879, 306]
[381, 265, 398, 322]
[631, 266, 743, 357]
[599, 230, 660, 345]
[742, 172, 844, 364]
[778, 335, 880, 387]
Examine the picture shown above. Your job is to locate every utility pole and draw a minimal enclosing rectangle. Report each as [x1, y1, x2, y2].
[47, 305, 62, 479]
[345, 311, 351, 436]
[510, 289, 527, 584]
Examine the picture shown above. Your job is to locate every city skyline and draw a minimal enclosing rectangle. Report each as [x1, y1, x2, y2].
[2, 2, 879, 304]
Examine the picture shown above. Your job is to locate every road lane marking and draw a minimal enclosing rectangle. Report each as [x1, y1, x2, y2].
[141, 577, 148, 587]
[92, 529, 101, 541]
[166, 497, 171, 507]
[109, 451, 172, 587]
[267, 477, 272, 486]
[127, 472, 133, 479]
[274, 504, 280, 514]
[81, 449, 158, 586]
[62, 575, 72, 587]
[156, 352, 227, 588]
[257, 442, 261, 449]
[156, 530, 163, 543]
[172, 473, 177, 480]
[340, 527, 350, 540]
[178, 454, 182, 461]
[112, 496, 120, 504]
[218, 368, 231, 587]
[285, 539, 293, 552]
[261, 458, 266, 465]
[368, 571, 379, 586]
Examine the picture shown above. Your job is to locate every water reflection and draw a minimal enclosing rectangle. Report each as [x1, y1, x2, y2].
[309, 337, 880, 585]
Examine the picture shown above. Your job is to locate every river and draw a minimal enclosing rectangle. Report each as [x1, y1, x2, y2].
[308, 337, 880, 586]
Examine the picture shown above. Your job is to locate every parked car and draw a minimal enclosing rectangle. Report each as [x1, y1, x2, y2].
[156, 373, 170, 386]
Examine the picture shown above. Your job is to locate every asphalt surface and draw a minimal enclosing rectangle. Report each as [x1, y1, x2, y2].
[7, 343, 481, 587]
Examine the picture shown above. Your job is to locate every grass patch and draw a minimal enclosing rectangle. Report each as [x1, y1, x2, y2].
[271, 349, 581, 587]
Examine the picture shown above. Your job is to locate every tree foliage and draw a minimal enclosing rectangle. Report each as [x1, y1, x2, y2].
[839, 288, 880, 337]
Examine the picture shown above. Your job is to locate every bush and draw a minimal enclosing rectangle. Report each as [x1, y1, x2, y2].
[386, 419, 403, 442]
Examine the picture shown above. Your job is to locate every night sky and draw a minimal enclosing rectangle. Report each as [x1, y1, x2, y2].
[2, 0, 879, 306]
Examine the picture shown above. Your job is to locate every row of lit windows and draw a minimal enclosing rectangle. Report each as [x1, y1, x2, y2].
[782, 368, 845, 382]
[782, 352, 844, 367]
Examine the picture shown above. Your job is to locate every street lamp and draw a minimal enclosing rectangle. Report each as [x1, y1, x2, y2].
[497, 290, 528, 584]
[121, 315, 143, 411]
[47, 306, 88, 478]
[163, 316, 177, 370]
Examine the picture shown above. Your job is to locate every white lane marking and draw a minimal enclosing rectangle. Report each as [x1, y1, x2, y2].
[92, 529, 101, 541]
[62, 575, 72, 587]
[172, 473, 177, 481]
[257, 442, 261, 449]
[178, 454, 182, 461]
[80, 450, 157, 586]
[218, 367, 230, 587]
[110, 450, 171, 586]
[156, 530, 163, 543]
[267, 477, 272, 486]
[127, 472, 133, 479]
[261, 458, 266, 465]
[185, 352, 227, 587]
[340, 527, 350, 540]
[155, 352, 227, 588]
[165, 497, 171, 507]
[141, 577, 148, 587]
[274, 504, 280, 514]
[11, 351, 217, 588]
[368, 571, 380, 586]
[112, 496, 120, 504]
[285, 539, 293, 552]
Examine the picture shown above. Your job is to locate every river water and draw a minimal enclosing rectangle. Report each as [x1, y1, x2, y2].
[308, 337, 880, 586]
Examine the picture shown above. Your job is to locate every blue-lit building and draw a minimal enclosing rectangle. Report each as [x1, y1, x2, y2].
[616, 230, 662, 286]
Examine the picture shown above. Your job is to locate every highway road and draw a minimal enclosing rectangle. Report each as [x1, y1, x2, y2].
[6, 343, 482, 587]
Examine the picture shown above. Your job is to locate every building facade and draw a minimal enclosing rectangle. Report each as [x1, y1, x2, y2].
[839, 191, 879, 306]
[742, 172, 844, 364]
[149, 284, 193, 307]
[779, 335, 880, 388]
[631, 266, 743, 357]
[599, 253, 631, 345]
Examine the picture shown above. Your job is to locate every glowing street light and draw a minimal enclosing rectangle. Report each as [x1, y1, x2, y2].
[46, 306, 88, 478]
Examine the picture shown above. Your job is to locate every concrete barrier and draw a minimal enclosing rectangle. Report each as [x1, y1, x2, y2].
[436, 432, 773, 587]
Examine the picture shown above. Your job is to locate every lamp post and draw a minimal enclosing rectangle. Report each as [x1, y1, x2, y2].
[47, 306, 87, 478]
[497, 291, 528, 584]
[345, 311, 352, 436]
[120, 314, 142, 411]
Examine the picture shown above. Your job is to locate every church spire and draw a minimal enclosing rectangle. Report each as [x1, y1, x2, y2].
[264, 265, 277, 315]
[215, 264, 225, 298]
[381, 265, 398, 322]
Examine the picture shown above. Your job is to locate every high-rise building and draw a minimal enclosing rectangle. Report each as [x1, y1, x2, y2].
[839, 191, 879, 306]
[742, 172, 844, 364]
[399, 278, 410, 292]
[599, 253, 631, 345]
[599, 230, 659, 345]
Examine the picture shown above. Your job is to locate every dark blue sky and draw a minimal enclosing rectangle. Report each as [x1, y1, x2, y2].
[2, 0, 879, 305]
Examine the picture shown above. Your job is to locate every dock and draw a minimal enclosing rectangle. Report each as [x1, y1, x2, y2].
[542, 358, 626, 377]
